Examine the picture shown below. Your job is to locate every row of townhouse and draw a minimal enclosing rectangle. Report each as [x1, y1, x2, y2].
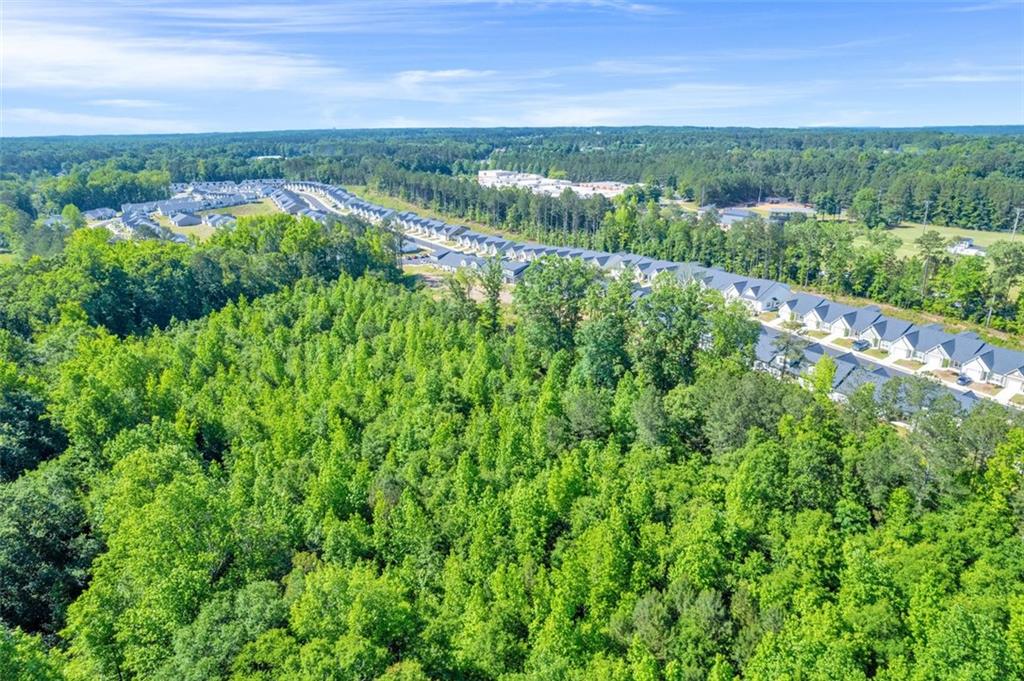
[753, 327, 981, 413]
[431, 250, 530, 283]
[276, 181, 1024, 404]
[411, 213, 1024, 398]
[777, 294, 1024, 393]
[120, 211, 187, 243]
[270, 188, 305, 214]
[120, 194, 248, 217]
[170, 179, 283, 199]
[285, 181, 396, 222]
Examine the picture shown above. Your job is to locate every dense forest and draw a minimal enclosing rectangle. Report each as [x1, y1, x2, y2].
[3, 205, 1024, 679]
[3, 127, 1023, 229]
[3, 128, 1024, 335]
[473, 199, 1024, 337]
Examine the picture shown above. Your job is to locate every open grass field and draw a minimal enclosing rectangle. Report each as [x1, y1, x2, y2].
[170, 224, 217, 241]
[153, 213, 216, 241]
[348, 185, 515, 239]
[200, 198, 279, 218]
[856, 222, 1017, 258]
[156, 199, 280, 242]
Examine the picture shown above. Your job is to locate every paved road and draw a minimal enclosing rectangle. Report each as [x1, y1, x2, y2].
[298, 192, 333, 213]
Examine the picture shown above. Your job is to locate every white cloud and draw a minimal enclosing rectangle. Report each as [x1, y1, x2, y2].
[477, 80, 837, 126]
[1, 19, 342, 91]
[3, 108, 199, 135]
[90, 99, 167, 109]
[945, 0, 1020, 12]
[895, 63, 1023, 86]
[22, 0, 665, 36]
[589, 59, 698, 76]
[394, 69, 498, 86]
[906, 73, 1021, 84]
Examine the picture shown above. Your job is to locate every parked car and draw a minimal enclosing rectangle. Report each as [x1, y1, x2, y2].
[851, 339, 871, 352]
[956, 374, 973, 386]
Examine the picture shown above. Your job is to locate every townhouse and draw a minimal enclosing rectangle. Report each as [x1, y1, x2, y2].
[802, 300, 859, 333]
[962, 347, 1024, 393]
[83, 207, 117, 221]
[241, 179, 1024, 405]
[860, 315, 916, 352]
[203, 213, 237, 229]
[830, 306, 883, 339]
[169, 212, 200, 227]
[778, 293, 827, 323]
[718, 277, 792, 314]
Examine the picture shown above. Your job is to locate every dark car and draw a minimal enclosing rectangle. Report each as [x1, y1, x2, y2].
[851, 339, 871, 352]
[956, 374, 973, 386]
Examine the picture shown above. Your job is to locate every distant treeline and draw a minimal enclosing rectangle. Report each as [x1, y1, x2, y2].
[3, 127, 1023, 230]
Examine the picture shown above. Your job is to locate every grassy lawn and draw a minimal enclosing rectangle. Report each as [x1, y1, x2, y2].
[152, 213, 216, 241]
[200, 198, 278, 218]
[855, 222, 1018, 259]
[971, 382, 1002, 397]
[895, 359, 925, 371]
[833, 337, 854, 348]
[402, 263, 448, 298]
[805, 330, 829, 339]
[348, 185, 514, 239]
[170, 224, 216, 241]
[932, 369, 962, 384]
[758, 311, 779, 322]
[159, 199, 279, 243]
[1011, 394, 1024, 407]
[865, 348, 889, 360]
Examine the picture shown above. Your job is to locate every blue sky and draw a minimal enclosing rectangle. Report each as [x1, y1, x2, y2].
[2, 0, 1022, 136]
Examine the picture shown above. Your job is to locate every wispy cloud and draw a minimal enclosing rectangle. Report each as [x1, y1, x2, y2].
[2, 0, 1018, 134]
[42, 0, 665, 36]
[2, 19, 342, 91]
[945, 0, 1020, 13]
[394, 69, 498, 87]
[3, 108, 199, 135]
[90, 99, 168, 109]
[589, 59, 699, 76]
[473, 80, 838, 126]
[895, 63, 1023, 86]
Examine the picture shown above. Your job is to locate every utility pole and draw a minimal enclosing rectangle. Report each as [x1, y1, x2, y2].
[1012, 206, 1022, 240]
[922, 199, 931, 226]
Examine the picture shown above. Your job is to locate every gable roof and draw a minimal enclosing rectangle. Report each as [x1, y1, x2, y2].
[783, 292, 827, 316]
[867, 315, 915, 342]
[967, 346, 1024, 375]
[935, 332, 988, 364]
[813, 301, 859, 325]
[841, 306, 883, 334]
